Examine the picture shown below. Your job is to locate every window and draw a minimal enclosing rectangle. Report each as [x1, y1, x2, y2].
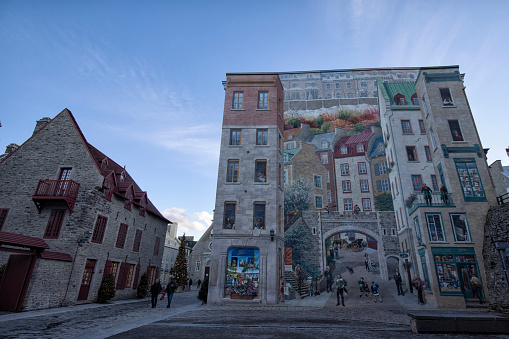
[336, 83, 340, 89]
[426, 214, 446, 242]
[411, 175, 423, 191]
[253, 202, 266, 229]
[450, 213, 471, 242]
[411, 94, 419, 105]
[335, 93, 341, 98]
[357, 144, 364, 153]
[406, 146, 418, 161]
[361, 81, 367, 88]
[424, 146, 432, 161]
[360, 180, 369, 192]
[320, 153, 328, 164]
[342, 180, 351, 193]
[326, 83, 331, 89]
[254, 160, 267, 182]
[455, 158, 485, 200]
[315, 196, 323, 209]
[230, 129, 241, 145]
[344, 199, 353, 211]
[92, 215, 108, 244]
[56, 167, 72, 195]
[340, 164, 349, 176]
[414, 216, 422, 244]
[256, 129, 268, 145]
[327, 191, 332, 203]
[44, 209, 66, 239]
[132, 229, 142, 252]
[347, 82, 351, 89]
[115, 223, 129, 248]
[0, 208, 8, 230]
[195, 260, 201, 271]
[340, 146, 348, 154]
[279, 134, 283, 150]
[314, 175, 322, 188]
[376, 179, 391, 192]
[258, 91, 269, 109]
[394, 94, 406, 105]
[102, 178, 113, 200]
[279, 163, 282, 187]
[227, 160, 239, 182]
[125, 264, 135, 288]
[362, 198, 371, 211]
[232, 91, 243, 109]
[397, 73, 402, 79]
[153, 237, 161, 256]
[284, 169, 288, 185]
[448, 120, 464, 141]
[347, 93, 353, 98]
[377, 162, 388, 175]
[418, 120, 426, 134]
[326, 171, 330, 183]
[430, 127, 438, 149]
[401, 120, 412, 134]
[358, 162, 367, 174]
[431, 175, 439, 191]
[224, 202, 236, 229]
[110, 262, 119, 280]
[439, 88, 454, 106]
[422, 96, 429, 117]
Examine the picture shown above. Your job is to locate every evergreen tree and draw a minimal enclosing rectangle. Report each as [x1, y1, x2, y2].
[97, 273, 116, 303]
[374, 192, 394, 211]
[173, 234, 188, 287]
[197, 277, 209, 304]
[137, 272, 149, 298]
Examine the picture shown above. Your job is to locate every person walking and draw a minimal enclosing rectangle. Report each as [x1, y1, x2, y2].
[188, 278, 193, 290]
[279, 280, 285, 302]
[470, 275, 484, 304]
[150, 279, 162, 308]
[393, 269, 405, 296]
[335, 275, 347, 306]
[421, 183, 432, 205]
[325, 266, 333, 293]
[371, 281, 382, 303]
[357, 277, 369, 298]
[165, 276, 178, 308]
[412, 277, 426, 305]
[364, 253, 369, 271]
[197, 279, 201, 288]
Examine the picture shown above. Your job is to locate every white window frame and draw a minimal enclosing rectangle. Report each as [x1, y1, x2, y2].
[315, 195, 323, 209]
[196, 260, 201, 271]
[314, 175, 322, 188]
[426, 213, 446, 242]
[357, 144, 365, 153]
[321, 153, 328, 164]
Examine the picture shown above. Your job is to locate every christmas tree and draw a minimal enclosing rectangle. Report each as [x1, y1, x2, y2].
[97, 273, 116, 303]
[137, 272, 149, 298]
[173, 234, 188, 287]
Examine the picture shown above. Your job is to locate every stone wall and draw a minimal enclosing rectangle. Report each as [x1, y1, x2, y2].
[483, 203, 509, 311]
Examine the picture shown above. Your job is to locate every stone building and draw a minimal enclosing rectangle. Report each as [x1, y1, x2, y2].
[284, 141, 328, 211]
[187, 225, 213, 285]
[160, 222, 179, 283]
[310, 131, 338, 211]
[283, 123, 313, 150]
[368, 136, 391, 200]
[208, 73, 285, 305]
[406, 66, 498, 308]
[489, 160, 509, 200]
[0, 109, 169, 311]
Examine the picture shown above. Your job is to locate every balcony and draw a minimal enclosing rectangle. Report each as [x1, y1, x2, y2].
[32, 180, 80, 214]
[407, 192, 455, 215]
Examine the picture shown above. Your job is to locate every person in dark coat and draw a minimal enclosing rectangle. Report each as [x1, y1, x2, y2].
[421, 183, 432, 205]
[393, 269, 405, 296]
[325, 266, 333, 293]
[189, 278, 193, 290]
[165, 276, 178, 308]
[440, 184, 449, 204]
[150, 279, 162, 308]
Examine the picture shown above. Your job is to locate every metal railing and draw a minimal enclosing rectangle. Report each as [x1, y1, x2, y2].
[34, 179, 80, 199]
[407, 192, 454, 215]
[497, 192, 509, 205]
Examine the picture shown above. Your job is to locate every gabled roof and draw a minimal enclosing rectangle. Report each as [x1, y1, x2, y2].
[310, 132, 335, 151]
[284, 127, 301, 141]
[379, 81, 419, 108]
[345, 129, 373, 144]
[284, 148, 301, 164]
[369, 137, 385, 158]
[334, 129, 374, 158]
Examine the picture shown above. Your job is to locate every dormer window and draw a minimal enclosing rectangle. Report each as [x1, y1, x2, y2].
[394, 93, 406, 105]
[377, 143, 384, 152]
[288, 135, 293, 140]
[120, 170, 126, 182]
[357, 144, 365, 153]
[321, 140, 328, 148]
[411, 94, 419, 105]
[341, 146, 348, 154]
[100, 158, 109, 171]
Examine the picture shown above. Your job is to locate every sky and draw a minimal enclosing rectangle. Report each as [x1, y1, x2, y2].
[1, 0, 509, 241]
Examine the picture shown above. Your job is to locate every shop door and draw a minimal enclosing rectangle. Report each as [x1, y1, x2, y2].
[0, 254, 35, 311]
[78, 259, 96, 301]
[458, 263, 478, 300]
[204, 267, 210, 279]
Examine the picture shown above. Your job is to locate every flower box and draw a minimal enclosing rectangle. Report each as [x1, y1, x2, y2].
[231, 293, 255, 300]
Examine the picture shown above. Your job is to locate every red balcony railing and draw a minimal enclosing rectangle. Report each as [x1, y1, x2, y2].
[32, 180, 80, 214]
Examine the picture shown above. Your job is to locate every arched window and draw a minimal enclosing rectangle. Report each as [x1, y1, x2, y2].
[394, 93, 406, 105]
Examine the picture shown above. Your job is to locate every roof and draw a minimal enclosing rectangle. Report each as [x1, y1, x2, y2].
[334, 129, 374, 158]
[310, 132, 335, 151]
[0, 231, 50, 250]
[39, 251, 73, 262]
[284, 148, 301, 164]
[369, 137, 385, 158]
[379, 81, 419, 108]
[284, 127, 301, 141]
[345, 129, 373, 144]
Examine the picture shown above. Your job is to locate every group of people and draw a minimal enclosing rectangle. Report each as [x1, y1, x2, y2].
[421, 183, 449, 205]
[149, 277, 178, 309]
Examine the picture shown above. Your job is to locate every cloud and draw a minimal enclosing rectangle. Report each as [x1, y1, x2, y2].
[162, 207, 209, 237]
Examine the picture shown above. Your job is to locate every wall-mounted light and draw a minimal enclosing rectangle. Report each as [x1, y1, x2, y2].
[270, 229, 275, 241]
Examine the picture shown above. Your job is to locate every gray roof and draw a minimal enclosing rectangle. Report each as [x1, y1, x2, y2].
[310, 132, 335, 151]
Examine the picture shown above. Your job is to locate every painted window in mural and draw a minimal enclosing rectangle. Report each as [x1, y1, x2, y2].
[455, 158, 485, 201]
[450, 213, 471, 242]
[434, 253, 480, 297]
[226, 247, 260, 298]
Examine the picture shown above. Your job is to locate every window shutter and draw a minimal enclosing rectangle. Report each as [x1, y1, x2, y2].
[116, 262, 128, 290]
[374, 163, 380, 176]
[376, 180, 382, 192]
[103, 260, 112, 280]
[133, 264, 141, 289]
[155, 267, 160, 281]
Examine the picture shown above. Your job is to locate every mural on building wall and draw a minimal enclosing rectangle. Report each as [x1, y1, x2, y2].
[226, 247, 259, 299]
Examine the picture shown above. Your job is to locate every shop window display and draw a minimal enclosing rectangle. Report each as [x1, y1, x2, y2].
[226, 247, 260, 299]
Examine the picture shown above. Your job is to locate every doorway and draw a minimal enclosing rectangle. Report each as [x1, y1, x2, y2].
[78, 259, 96, 301]
[0, 254, 36, 311]
[458, 263, 481, 300]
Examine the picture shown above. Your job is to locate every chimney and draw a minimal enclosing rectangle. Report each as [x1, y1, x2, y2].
[33, 117, 51, 135]
[5, 143, 19, 154]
